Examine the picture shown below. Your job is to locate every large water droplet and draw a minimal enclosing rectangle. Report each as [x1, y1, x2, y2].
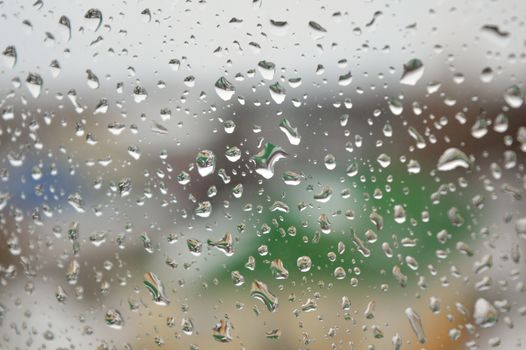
[2, 46, 16, 68]
[250, 280, 278, 312]
[196, 150, 216, 177]
[251, 143, 287, 179]
[26, 73, 43, 98]
[269, 82, 286, 104]
[474, 298, 498, 328]
[437, 148, 471, 171]
[504, 85, 524, 108]
[400, 59, 424, 85]
[84, 9, 103, 31]
[279, 118, 301, 145]
[212, 320, 233, 343]
[215, 77, 235, 101]
[405, 308, 426, 343]
[257, 60, 276, 80]
[144, 272, 170, 306]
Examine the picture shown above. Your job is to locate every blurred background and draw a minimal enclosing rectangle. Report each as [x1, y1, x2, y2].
[0, 0, 525, 349]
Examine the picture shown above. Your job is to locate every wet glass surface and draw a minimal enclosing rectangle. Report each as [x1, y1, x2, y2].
[0, 1, 526, 349]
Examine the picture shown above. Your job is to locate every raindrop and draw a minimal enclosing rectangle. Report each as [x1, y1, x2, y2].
[196, 150, 216, 177]
[269, 82, 286, 104]
[144, 272, 170, 306]
[400, 59, 424, 85]
[105, 309, 124, 329]
[297, 256, 312, 272]
[437, 148, 471, 171]
[212, 320, 233, 343]
[26, 73, 43, 98]
[388, 98, 403, 115]
[84, 9, 103, 31]
[58, 16, 71, 41]
[251, 143, 287, 179]
[405, 308, 426, 343]
[2, 46, 17, 68]
[474, 298, 498, 328]
[251, 280, 278, 312]
[257, 60, 276, 80]
[504, 85, 523, 108]
[207, 233, 234, 256]
[279, 118, 301, 145]
[214, 77, 235, 101]
[338, 71, 352, 86]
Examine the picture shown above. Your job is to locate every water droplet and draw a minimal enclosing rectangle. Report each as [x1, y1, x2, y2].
[269, 82, 286, 104]
[225, 146, 241, 162]
[207, 232, 234, 256]
[279, 118, 301, 145]
[94, 98, 109, 114]
[270, 258, 289, 279]
[400, 59, 424, 85]
[494, 113, 508, 132]
[58, 16, 71, 41]
[265, 328, 282, 339]
[252, 143, 287, 179]
[84, 9, 103, 31]
[26, 73, 43, 98]
[480, 67, 493, 83]
[393, 205, 406, 223]
[282, 171, 301, 185]
[474, 298, 498, 328]
[338, 71, 352, 86]
[2, 46, 16, 68]
[144, 272, 170, 306]
[504, 85, 523, 108]
[324, 154, 336, 170]
[308, 20, 327, 38]
[314, 186, 332, 203]
[212, 320, 233, 343]
[481, 24, 510, 41]
[257, 60, 276, 80]
[89, 231, 106, 246]
[105, 309, 124, 329]
[66, 260, 80, 284]
[187, 239, 203, 256]
[169, 58, 180, 71]
[55, 285, 67, 303]
[127, 146, 141, 160]
[301, 298, 318, 312]
[334, 266, 346, 279]
[214, 77, 235, 101]
[437, 148, 471, 171]
[195, 201, 212, 218]
[405, 308, 426, 343]
[141, 8, 152, 23]
[231, 271, 245, 286]
[251, 280, 278, 312]
[388, 98, 403, 115]
[133, 85, 148, 103]
[196, 150, 216, 177]
[181, 317, 194, 335]
[297, 256, 312, 272]
[392, 333, 403, 350]
[377, 153, 391, 168]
